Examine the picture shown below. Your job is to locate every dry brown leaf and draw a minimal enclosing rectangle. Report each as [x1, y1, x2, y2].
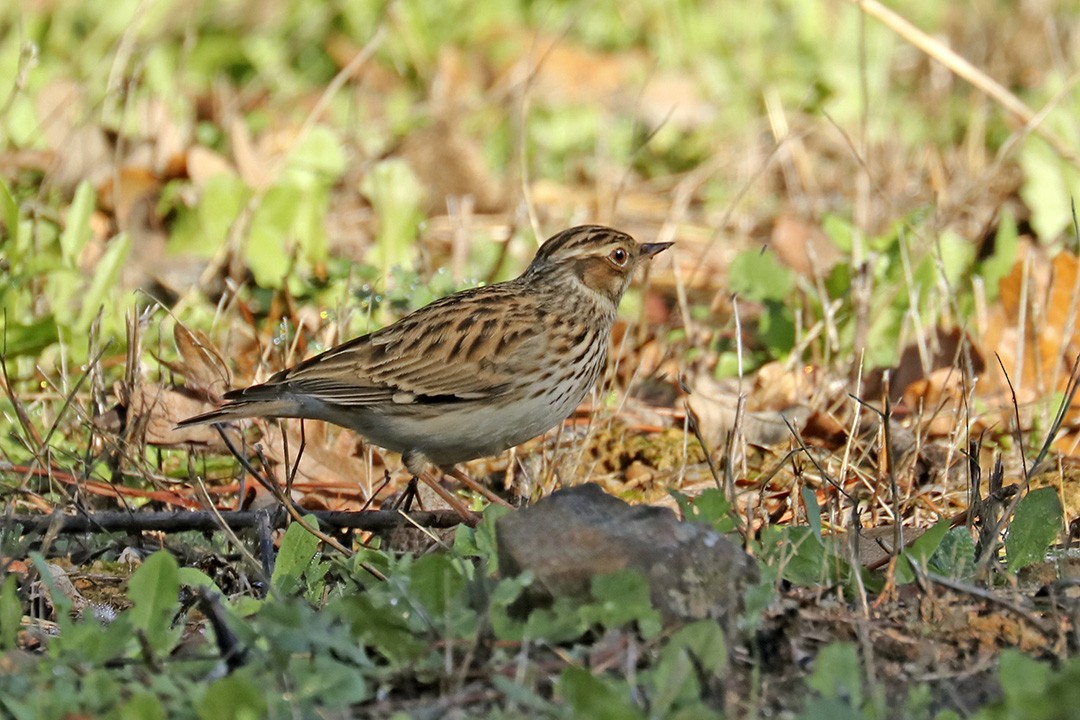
[231, 116, 272, 190]
[769, 212, 842, 278]
[394, 119, 504, 215]
[174, 323, 232, 400]
[96, 166, 162, 231]
[128, 384, 220, 446]
[35, 77, 113, 190]
[186, 145, 237, 187]
[259, 422, 388, 506]
[867, 326, 986, 407]
[986, 245, 1080, 406]
[802, 410, 847, 450]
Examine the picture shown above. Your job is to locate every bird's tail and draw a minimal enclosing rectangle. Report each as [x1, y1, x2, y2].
[175, 384, 295, 428]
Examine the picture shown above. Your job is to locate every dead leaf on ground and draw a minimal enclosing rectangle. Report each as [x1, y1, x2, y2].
[173, 322, 232, 400]
[35, 77, 112, 190]
[393, 119, 505, 215]
[985, 243, 1080, 405]
[259, 422, 389, 509]
[770, 211, 842, 278]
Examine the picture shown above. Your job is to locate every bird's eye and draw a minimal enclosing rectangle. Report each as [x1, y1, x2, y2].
[609, 247, 629, 266]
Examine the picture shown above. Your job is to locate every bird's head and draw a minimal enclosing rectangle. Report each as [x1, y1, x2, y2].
[525, 225, 673, 305]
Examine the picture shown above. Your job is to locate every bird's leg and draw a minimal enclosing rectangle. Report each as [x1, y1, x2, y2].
[390, 477, 422, 512]
[446, 467, 514, 508]
[417, 468, 480, 526]
[403, 450, 480, 525]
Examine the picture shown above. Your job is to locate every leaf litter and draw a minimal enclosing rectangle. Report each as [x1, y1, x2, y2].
[3, 2, 1080, 716]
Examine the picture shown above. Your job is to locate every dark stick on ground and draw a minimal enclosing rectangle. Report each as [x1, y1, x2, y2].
[3, 508, 466, 535]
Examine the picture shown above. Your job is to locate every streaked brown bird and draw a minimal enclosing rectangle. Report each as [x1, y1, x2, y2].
[178, 225, 671, 510]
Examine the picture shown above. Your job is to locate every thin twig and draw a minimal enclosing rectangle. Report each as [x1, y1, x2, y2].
[2, 508, 465, 535]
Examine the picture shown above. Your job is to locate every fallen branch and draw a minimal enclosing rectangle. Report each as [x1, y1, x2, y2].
[3, 508, 467, 535]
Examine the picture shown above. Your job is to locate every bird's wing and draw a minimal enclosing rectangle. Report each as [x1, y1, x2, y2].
[256, 283, 550, 407]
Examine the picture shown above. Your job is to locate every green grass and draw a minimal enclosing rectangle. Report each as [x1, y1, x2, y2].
[3, 0, 1080, 716]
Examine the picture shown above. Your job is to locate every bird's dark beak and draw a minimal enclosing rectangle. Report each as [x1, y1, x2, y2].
[640, 242, 674, 258]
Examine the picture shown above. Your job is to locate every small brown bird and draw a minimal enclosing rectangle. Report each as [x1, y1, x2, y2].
[178, 225, 671, 505]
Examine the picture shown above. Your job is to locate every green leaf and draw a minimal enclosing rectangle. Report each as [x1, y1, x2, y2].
[120, 692, 166, 720]
[895, 518, 951, 585]
[586, 569, 661, 638]
[998, 649, 1050, 705]
[0, 317, 59, 357]
[30, 552, 72, 620]
[0, 574, 21, 649]
[76, 232, 131, 330]
[127, 550, 181, 653]
[1020, 135, 1080, 242]
[407, 553, 468, 620]
[271, 519, 321, 595]
[929, 526, 976, 579]
[168, 174, 249, 257]
[289, 653, 369, 706]
[337, 594, 427, 667]
[1006, 487, 1063, 572]
[557, 666, 644, 720]
[727, 249, 793, 302]
[461, 503, 511, 572]
[60, 180, 95, 267]
[807, 642, 862, 707]
[671, 489, 736, 533]
[799, 697, 866, 720]
[178, 567, 219, 591]
[197, 674, 267, 720]
[361, 159, 424, 274]
[650, 619, 729, 716]
[286, 125, 347, 181]
[936, 230, 975, 287]
[246, 185, 300, 287]
[981, 209, 1019, 300]
[802, 486, 823, 543]
[0, 176, 18, 243]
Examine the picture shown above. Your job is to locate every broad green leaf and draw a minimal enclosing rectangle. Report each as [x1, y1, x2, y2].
[1005, 487, 1063, 572]
[727, 249, 793, 302]
[30, 552, 72, 620]
[361, 159, 423, 274]
[60, 180, 95, 266]
[895, 518, 951, 585]
[0, 176, 17, 243]
[127, 550, 181, 653]
[197, 674, 267, 720]
[120, 692, 166, 720]
[289, 653, 369, 706]
[677, 620, 728, 673]
[998, 649, 1050, 704]
[0, 317, 59, 357]
[936, 230, 975, 287]
[167, 174, 249, 256]
[286, 125, 347, 180]
[178, 567, 217, 589]
[803, 486, 823, 543]
[981, 209, 1019, 300]
[76, 232, 131, 330]
[807, 642, 862, 707]
[671, 488, 736, 533]
[0, 574, 20, 649]
[587, 569, 661, 638]
[407, 553, 468, 621]
[799, 697, 866, 720]
[557, 666, 645, 720]
[929, 526, 977, 580]
[1020, 135, 1080, 242]
[246, 185, 299, 287]
[271, 519, 321, 594]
